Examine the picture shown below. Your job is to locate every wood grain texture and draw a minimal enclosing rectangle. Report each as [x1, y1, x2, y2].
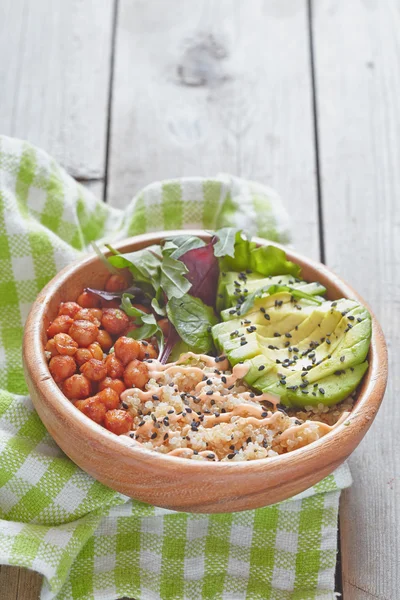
[22, 231, 387, 513]
[312, 1, 400, 598]
[107, 0, 320, 259]
[0, 0, 114, 180]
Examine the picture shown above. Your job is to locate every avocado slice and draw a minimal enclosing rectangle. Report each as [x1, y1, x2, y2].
[265, 361, 369, 408]
[217, 270, 326, 312]
[212, 279, 371, 407]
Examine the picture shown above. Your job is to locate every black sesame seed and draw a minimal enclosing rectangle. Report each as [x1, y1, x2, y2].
[207, 453, 215, 459]
[285, 333, 292, 338]
[301, 390, 309, 395]
[122, 402, 129, 409]
[258, 365, 265, 371]
[264, 314, 270, 320]
[150, 432, 157, 439]
[319, 388, 325, 394]
[152, 395, 159, 401]
[261, 411, 268, 417]
[240, 340, 248, 346]
[227, 453, 235, 459]
[246, 437, 252, 444]
[274, 332, 281, 337]
[206, 390, 213, 396]
[249, 392, 255, 398]
[206, 379, 212, 385]
[221, 376, 227, 384]
[340, 356, 345, 363]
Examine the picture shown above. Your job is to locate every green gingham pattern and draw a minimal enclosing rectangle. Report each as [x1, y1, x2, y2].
[0, 135, 351, 600]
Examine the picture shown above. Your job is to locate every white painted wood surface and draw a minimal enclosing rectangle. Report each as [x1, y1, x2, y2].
[108, 0, 320, 259]
[312, 1, 400, 598]
[0, 0, 114, 180]
[1, 0, 399, 598]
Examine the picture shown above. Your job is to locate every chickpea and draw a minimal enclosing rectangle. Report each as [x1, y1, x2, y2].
[58, 302, 81, 318]
[49, 355, 76, 382]
[45, 338, 59, 357]
[47, 315, 74, 338]
[138, 341, 158, 361]
[89, 308, 103, 321]
[88, 342, 103, 361]
[74, 308, 101, 327]
[98, 377, 126, 396]
[63, 374, 91, 399]
[96, 329, 113, 352]
[114, 336, 140, 365]
[105, 274, 129, 292]
[105, 354, 124, 379]
[157, 318, 169, 336]
[97, 388, 120, 410]
[101, 308, 129, 336]
[75, 396, 106, 424]
[69, 320, 98, 347]
[80, 359, 107, 382]
[75, 348, 93, 367]
[76, 291, 101, 308]
[53, 333, 78, 356]
[123, 359, 149, 389]
[104, 409, 133, 435]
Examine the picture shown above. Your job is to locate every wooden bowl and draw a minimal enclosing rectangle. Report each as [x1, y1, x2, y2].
[23, 231, 388, 513]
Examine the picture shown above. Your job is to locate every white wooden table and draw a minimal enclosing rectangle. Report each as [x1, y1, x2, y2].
[1, 1, 399, 598]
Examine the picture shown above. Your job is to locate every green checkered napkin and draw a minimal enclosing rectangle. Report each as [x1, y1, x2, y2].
[0, 135, 351, 600]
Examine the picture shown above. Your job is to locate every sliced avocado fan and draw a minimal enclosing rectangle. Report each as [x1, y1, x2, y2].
[212, 271, 371, 408]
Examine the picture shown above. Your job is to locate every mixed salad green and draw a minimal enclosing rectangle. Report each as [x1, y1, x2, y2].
[89, 230, 371, 409]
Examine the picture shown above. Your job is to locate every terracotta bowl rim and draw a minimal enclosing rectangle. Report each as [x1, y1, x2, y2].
[23, 230, 388, 474]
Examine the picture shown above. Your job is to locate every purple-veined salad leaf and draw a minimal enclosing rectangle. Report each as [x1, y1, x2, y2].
[85, 285, 152, 305]
[179, 242, 219, 308]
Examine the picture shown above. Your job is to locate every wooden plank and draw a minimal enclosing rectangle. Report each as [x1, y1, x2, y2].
[108, 0, 320, 259]
[17, 569, 42, 600]
[0, 565, 19, 600]
[0, 0, 115, 180]
[312, 1, 400, 598]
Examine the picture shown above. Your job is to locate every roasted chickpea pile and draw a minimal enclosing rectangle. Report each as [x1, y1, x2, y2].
[45, 274, 164, 436]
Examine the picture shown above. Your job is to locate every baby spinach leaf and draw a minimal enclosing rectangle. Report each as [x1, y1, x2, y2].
[164, 235, 206, 259]
[121, 295, 164, 348]
[213, 227, 239, 258]
[160, 255, 191, 299]
[166, 295, 218, 354]
[107, 245, 162, 283]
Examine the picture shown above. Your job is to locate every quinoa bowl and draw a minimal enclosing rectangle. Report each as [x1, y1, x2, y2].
[22, 231, 388, 512]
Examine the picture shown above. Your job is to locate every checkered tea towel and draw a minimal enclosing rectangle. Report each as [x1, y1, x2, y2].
[0, 135, 352, 600]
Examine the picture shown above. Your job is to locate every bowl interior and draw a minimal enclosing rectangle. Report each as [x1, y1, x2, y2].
[23, 231, 388, 512]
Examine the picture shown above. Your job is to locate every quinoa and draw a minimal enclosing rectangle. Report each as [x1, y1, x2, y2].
[120, 353, 352, 462]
